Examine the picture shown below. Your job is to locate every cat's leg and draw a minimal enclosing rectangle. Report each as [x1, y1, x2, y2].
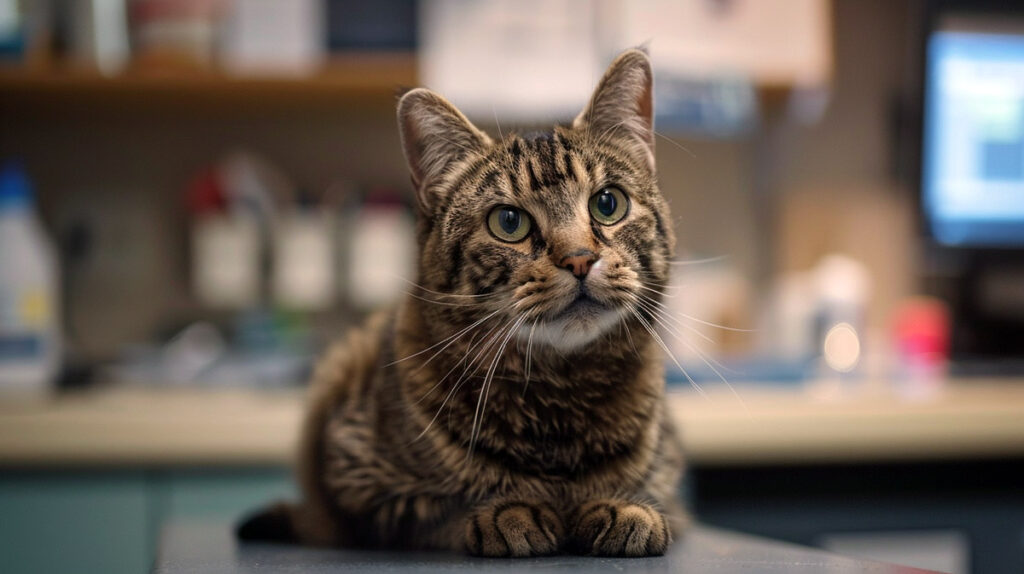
[567, 499, 673, 557]
[464, 499, 565, 557]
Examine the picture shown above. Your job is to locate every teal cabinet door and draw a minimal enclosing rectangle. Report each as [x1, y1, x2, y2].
[0, 473, 150, 574]
[154, 468, 295, 525]
[0, 468, 295, 574]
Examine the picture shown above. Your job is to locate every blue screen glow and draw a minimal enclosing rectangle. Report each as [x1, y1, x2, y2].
[924, 31, 1024, 246]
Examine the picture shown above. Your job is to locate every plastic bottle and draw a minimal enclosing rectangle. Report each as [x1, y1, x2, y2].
[0, 163, 61, 393]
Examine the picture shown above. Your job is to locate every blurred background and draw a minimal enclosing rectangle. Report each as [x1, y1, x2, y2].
[0, 1, 1022, 573]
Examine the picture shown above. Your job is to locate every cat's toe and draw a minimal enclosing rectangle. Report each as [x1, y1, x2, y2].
[570, 500, 670, 557]
[466, 501, 564, 557]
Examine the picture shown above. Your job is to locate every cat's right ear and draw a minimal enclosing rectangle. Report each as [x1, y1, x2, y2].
[574, 49, 655, 171]
[397, 88, 491, 212]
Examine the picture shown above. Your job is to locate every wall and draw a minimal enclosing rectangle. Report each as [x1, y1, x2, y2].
[0, 0, 922, 359]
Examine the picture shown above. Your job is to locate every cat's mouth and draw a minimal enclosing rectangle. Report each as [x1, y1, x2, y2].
[518, 287, 626, 352]
[554, 291, 608, 320]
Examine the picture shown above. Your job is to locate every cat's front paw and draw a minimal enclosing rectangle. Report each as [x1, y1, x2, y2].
[465, 500, 564, 557]
[569, 500, 671, 557]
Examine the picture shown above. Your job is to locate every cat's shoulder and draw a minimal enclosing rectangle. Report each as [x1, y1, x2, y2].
[307, 309, 394, 404]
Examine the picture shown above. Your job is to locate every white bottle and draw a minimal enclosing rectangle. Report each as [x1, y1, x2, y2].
[347, 195, 416, 310]
[0, 163, 61, 393]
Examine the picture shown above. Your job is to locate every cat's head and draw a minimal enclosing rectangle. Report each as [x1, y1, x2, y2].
[397, 49, 674, 353]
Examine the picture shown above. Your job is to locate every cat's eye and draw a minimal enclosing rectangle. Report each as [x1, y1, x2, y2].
[487, 205, 532, 243]
[589, 186, 629, 225]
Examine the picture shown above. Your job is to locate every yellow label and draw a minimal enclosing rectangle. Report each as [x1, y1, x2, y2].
[20, 291, 50, 327]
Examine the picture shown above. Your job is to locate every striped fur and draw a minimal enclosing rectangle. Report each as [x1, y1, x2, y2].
[239, 49, 687, 557]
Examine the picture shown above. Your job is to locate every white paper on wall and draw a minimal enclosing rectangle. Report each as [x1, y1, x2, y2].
[418, 0, 831, 123]
[611, 0, 831, 87]
[418, 0, 604, 122]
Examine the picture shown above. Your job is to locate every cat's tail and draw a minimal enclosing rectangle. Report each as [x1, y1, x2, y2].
[237, 499, 342, 545]
[236, 501, 298, 543]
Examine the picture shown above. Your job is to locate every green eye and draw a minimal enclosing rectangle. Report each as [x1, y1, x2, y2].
[589, 186, 629, 225]
[487, 205, 532, 242]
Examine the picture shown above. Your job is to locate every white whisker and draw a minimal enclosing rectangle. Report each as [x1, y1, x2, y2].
[642, 304, 747, 411]
[393, 275, 500, 299]
[635, 291, 754, 333]
[636, 283, 679, 298]
[653, 130, 697, 159]
[667, 255, 728, 266]
[387, 307, 504, 367]
[634, 298, 714, 345]
[522, 318, 538, 397]
[622, 318, 641, 360]
[630, 308, 708, 399]
[409, 329, 479, 408]
[402, 291, 485, 307]
[413, 315, 514, 441]
[468, 315, 525, 458]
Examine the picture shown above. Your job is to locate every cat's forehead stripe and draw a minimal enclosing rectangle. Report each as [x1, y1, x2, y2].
[478, 169, 502, 195]
[439, 130, 652, 220]
[510, 133, 580, 195]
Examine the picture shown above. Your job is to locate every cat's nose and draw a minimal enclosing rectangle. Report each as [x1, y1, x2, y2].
[559, 250, 598, 279]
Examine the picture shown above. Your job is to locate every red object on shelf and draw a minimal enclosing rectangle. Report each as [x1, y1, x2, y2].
[893, 297, 951, 363]
[185, 167, 226, 215]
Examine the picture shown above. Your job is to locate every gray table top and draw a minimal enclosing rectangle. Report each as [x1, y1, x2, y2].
[154, 521, 943, 574]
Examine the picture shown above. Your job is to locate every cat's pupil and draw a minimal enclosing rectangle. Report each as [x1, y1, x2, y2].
[500, 209, 521, 234]
[596, 191, 617, 216]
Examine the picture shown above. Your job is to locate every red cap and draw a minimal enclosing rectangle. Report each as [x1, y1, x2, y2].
[893, 297, 951, 359]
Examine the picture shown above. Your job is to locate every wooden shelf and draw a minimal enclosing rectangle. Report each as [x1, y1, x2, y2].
[0, 53, 416, 112]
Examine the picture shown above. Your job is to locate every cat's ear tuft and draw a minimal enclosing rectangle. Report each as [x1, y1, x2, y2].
[574, 49, 655, 170]
[397, 88, 491, 211]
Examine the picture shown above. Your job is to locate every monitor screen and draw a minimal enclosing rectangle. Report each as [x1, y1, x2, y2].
[923, 25, 1024, 247]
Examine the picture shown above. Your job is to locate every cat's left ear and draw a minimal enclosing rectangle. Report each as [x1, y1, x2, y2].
[574, 49, 655, 170]
[397, 88, 492, 212]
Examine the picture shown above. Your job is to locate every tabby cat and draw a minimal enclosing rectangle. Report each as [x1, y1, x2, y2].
[239, 48, 687, 557]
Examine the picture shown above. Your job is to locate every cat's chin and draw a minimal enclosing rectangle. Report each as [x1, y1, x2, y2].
[516, 301, 627, 353]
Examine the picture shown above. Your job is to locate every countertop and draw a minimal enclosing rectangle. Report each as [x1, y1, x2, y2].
[1, 379, 1023, 468]
[154, 521, 940, 574]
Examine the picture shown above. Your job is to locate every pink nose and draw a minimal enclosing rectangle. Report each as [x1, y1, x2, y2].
[559, 250, 598, 278]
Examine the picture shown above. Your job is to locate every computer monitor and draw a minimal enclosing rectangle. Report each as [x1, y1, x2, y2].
[923, 20, 1024, 247]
